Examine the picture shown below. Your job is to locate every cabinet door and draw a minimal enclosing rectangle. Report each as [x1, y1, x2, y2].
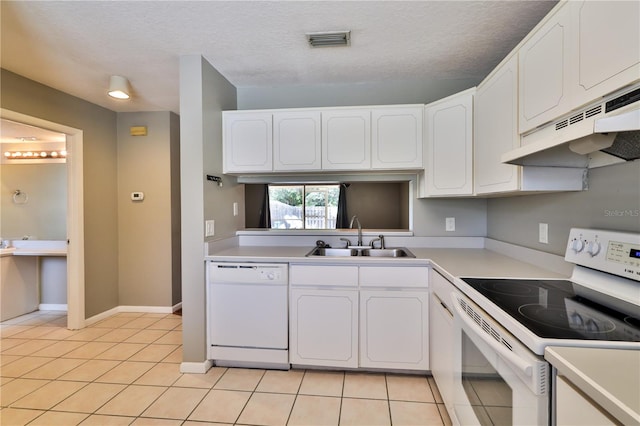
[322, 109, 371, 170]
[422, 90, 474, 197]
[359, 290, 428, 370]
[570, 1, 640, 109]
[371, 106, 423, 170]
[290, 288, 358, 368]
[519, 4, 573, 134]
[273, 111, 322, 171]
[475, 55, 521, 194]
[556, 376, 617, 426]
[223, 112, 272, 173]
[429, 291, 454, 412]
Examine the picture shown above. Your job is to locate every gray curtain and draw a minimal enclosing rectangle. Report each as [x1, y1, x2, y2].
[258, 184, 271, 228]
[336, 183, 349, 228]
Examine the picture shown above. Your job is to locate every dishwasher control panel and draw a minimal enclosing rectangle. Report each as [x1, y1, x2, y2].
[208, 262, 288, 285]
[259, 268, 282, 281]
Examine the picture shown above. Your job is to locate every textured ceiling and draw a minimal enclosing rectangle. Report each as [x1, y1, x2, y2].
[1, 1, 558, 114]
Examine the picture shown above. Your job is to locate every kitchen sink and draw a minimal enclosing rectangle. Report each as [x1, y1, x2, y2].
[306, 247, 359, 257]
[360, 248, 415, 258]
[305, 247, 415, 258]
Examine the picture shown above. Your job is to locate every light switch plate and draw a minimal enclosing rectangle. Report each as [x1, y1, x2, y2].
[539, 223, 548, 244]
[446, 217, 455, 232]
[205, 220, 215, 237]
[233, 202, 239, 217]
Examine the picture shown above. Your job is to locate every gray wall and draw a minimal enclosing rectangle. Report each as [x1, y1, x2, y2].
[180, 55, 237, 363]
[1, 69, 120, 317]
[1, 163, 67, 240]
[117, 111, 180, 307]
[487, 161, 640, 255]
[237, 78, 479, 110]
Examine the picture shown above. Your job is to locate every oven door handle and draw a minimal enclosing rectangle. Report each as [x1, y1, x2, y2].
[452, 292, 533, 377]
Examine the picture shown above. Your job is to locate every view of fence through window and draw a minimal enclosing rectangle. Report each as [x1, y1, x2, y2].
[268, 185, 339, 229]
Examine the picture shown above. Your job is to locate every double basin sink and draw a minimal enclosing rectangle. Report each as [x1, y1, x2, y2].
[306, 247, 416, 258]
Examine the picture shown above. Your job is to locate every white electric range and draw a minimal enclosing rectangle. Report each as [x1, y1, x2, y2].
[448, 228, 640, 425]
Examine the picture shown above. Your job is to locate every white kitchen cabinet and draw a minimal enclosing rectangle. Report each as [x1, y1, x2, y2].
[223, 112, 272, 173]
[289, 264, 359, 368]
[360, 290, 428, 370]
[519, 3, 573, 134]
[371, 106, 423, 170]
[420, 88, 474, 197]
[556, 375, 617, 426]
[273, 111, 322, 171]
[289, 288, 359, 368]
[474, 55, 521, 194]
[321, 109, 371, 170]
[359, 266, 429, 370]
[429, 271, 456, 419]
[569, 0, 640, 110]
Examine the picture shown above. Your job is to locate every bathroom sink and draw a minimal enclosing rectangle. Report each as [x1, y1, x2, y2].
[360, 248, 416, 258]
[305, 247, 359, 257]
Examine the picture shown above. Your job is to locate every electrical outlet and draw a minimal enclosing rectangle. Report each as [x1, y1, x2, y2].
[233, 202, 239, 217]
[539, 223, 548, 244]
[446, 217, 455, 232]
[205, 220, 215, 237]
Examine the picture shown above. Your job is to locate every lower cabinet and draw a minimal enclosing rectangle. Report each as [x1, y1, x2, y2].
[360, 290, 429, 369]
[289, 288, 358, 368]
[289, 263, 429, 371]
[556, 375, 618, 426]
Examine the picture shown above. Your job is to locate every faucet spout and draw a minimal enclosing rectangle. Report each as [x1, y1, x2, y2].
[349, 215, 363, 246]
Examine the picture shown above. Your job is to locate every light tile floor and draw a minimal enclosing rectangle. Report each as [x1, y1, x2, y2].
[1, 310, 452, 425]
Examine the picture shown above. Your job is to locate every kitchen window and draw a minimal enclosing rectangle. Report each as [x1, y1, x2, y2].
[268, 184, 339, 229]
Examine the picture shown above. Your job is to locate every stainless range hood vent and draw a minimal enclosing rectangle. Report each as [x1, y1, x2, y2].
[306, 31, 351, 47]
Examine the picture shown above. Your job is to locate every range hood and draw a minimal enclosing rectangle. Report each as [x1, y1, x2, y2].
[502, 86, 640, 168]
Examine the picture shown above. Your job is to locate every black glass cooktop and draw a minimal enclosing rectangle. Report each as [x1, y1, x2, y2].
[460, 278, 640, 342]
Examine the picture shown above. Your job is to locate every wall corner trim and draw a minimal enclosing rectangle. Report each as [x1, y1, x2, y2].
[180, 360, 213, 374]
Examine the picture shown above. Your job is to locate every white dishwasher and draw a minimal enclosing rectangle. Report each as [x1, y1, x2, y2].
[207, 262, 289, 369]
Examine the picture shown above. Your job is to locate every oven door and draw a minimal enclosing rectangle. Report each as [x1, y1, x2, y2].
[451, 292, 549, 426]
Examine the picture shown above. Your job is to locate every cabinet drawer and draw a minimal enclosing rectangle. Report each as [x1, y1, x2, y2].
[359, 266, 428, 288]
[290, 265, 358, 287]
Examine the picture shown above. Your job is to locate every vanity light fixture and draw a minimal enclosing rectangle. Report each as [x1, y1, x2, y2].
[108, 75, 131, 99]
[3, 150, 67, 159]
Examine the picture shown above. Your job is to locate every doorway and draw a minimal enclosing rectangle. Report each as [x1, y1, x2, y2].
[1, 109, 85, 329]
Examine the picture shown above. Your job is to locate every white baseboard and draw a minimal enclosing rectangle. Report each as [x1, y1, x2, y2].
[39, 304, 68, 311]
[84, 304, 182, 326]
[180, 360, 213, 374]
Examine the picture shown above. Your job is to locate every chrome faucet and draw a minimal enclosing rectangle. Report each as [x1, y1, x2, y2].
[349, 215, 363, 246]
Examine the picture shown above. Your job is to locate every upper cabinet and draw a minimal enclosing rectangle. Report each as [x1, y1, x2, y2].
[371, 107, 423, 170]
[420, 89, 474, 197]
[223, 112, 273, 173]
[321, 109, 371, 170]
[273, 111, 322, 171]
[223, 105, 423, 174]
[475, 55, 520, 194]
[519, 4, 573, 134]
[569, 0, 640, 109]
[519, 1, 640, 134]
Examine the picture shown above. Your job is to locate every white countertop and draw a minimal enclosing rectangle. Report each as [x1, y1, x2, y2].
[545, 346, 640, 425]
[206, 246, 566, 280]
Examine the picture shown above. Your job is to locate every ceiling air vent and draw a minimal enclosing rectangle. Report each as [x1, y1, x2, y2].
[306, 31, 351, 47]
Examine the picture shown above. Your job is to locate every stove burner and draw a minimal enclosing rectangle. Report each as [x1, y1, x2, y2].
[518, 304, 617, 334]
[478, 280, 537, 296]
[624, 316, 640, 328]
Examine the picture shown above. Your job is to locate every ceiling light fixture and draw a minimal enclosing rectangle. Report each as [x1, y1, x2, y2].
[108, 75, 131, 99]
[306, 31, 351, 47]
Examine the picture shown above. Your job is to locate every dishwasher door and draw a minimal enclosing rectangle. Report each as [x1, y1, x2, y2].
[208, 263, 288, 350]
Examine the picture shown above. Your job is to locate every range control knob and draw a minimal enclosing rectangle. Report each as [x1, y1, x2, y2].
[587, 241, 601, 257]
[570, 238, 585, 253]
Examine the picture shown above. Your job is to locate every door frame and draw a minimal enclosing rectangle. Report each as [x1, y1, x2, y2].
[1, 109, 85, 329]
